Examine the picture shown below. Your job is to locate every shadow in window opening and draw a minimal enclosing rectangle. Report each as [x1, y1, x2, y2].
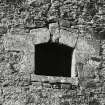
[35, 41, 74, 77]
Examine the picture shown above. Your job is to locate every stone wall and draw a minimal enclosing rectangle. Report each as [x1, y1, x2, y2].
[0, 27, 102, 105]
[2, 27, 99, 82]
[0, 0, 105, 105]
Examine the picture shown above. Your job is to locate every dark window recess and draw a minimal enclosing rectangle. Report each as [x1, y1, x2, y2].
[35, 42, 74, 77]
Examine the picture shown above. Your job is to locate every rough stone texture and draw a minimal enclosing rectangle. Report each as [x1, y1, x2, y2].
[0, 0, 105, 105]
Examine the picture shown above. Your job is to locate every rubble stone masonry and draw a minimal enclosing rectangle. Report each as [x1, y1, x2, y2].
[0, 0, 105, 105]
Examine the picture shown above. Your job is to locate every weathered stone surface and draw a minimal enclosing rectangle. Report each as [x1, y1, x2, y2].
[0, 0, 105, 105]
